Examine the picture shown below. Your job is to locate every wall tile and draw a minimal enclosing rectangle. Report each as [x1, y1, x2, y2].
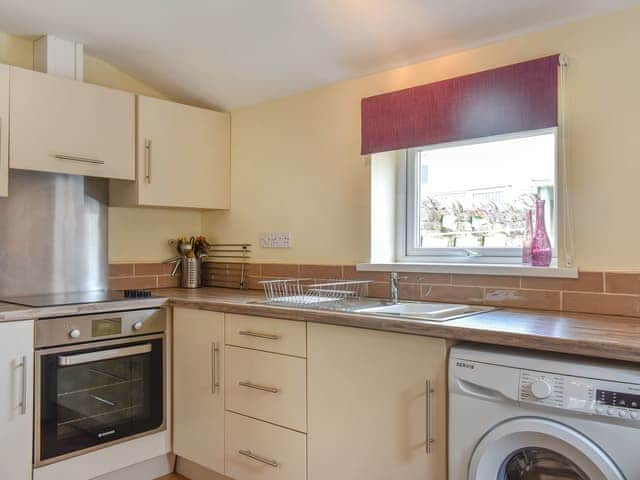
[134, 263, 173, 276]
[157, 275, 180, 288]
[343, 266, 390, 282]
[261, 263, 300, 278]
[563, 292, 640, 317]
[604, 273, 640, 294]
[109, 263, 134, 277]
[109, 276, 157, 290]
[421, 285, 485, 305]
[399, 273, 451, 285]
[299, 264, 343, 280]
[452, 274, 520, 288]
[522, 272, 603, 292]
[485, 288, 561, 311]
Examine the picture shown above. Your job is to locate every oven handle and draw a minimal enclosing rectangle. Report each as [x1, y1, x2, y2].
[58, 343, 152, 367]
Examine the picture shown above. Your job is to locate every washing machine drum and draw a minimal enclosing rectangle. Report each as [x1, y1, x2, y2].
[468, 417, 625, 480]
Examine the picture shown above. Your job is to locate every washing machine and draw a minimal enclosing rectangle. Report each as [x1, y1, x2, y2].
[449, 344, 639, 480]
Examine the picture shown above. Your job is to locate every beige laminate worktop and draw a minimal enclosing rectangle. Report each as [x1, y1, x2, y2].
[2, 288, 639, 364]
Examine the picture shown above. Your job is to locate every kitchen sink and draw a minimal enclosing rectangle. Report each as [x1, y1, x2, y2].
[354, 302, 495, 322]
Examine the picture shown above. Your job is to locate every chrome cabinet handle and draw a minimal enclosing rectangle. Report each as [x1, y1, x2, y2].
[52, 154, 104, 165]
[238, 330, 281, 340]
[15, 356, 27, 415]
[144, 139, 151, 183]
[238, 381, 280, 394]
[211, 342, 220, 394]
[238, 449, 279, 468]
[425, 379, 434, 454]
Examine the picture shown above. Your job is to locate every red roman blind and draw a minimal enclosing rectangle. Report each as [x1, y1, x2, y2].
[361, 55, 559, 155]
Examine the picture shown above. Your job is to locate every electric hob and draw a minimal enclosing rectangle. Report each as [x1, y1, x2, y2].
[0, 289, 155, 307]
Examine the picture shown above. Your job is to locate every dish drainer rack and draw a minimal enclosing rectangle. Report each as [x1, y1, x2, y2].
[259, 278, 371, 309]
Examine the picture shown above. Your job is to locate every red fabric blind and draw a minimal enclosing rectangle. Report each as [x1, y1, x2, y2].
[361, 55, 559, 155]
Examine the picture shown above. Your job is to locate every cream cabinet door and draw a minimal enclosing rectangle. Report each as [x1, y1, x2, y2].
[173, 308, 225, 474]
[0, 320, 34, 480]
[10, 67, 135, 180]
[135, 95, 230, 209]
[0, 65, 8, 197]
[307, 324, 447, 480]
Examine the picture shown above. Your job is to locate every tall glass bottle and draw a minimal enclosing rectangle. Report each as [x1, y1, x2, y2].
[521, 209, 533, 265]
[531, 199, 552, 267]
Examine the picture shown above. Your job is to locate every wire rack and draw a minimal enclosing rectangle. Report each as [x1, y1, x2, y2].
[259, 278, 371, 309]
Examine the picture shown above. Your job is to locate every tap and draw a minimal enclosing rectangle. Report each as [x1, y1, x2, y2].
[390, 272, 399, 304]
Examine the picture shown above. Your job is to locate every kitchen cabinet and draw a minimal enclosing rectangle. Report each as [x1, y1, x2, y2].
[173, 308, 225, 474]
[0, 320, 34, 480]
[9, 67, 135, 180]
[307, 323, 448, 480]
[0, 65, 8, 197]
[110, 95, 230, 209]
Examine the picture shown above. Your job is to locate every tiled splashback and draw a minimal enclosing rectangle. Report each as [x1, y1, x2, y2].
[109, 262, 640, 318]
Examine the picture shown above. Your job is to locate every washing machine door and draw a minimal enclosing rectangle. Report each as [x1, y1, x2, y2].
[468, 417, 625, 480]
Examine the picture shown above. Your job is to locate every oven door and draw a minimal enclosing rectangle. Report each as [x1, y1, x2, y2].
[35, 334, 165, 466]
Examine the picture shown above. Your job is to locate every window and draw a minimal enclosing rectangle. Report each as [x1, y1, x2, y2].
[400, 128, 557, 263]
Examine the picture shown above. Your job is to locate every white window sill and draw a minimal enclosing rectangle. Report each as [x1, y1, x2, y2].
[356, 262, 578, 279]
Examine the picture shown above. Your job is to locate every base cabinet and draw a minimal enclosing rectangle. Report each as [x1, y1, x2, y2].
[0, 64, 8, 197]
[307, 323, 448, 480]
[173, 308, 225, 474]
[0, 320, 34, 480]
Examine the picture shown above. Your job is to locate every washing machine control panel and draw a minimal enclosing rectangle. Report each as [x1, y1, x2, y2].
[519, 370, 640, 422]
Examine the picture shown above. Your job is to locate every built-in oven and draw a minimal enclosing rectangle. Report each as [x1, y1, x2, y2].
[34, 308, 166, 467]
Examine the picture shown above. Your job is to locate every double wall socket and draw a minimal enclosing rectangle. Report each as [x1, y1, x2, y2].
[260, 232, 292, 248]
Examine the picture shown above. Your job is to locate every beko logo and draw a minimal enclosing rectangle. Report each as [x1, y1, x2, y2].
[456, 361, 475, 370]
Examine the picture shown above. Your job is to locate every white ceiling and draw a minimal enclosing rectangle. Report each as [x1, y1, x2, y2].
[0, 0, 638, 110]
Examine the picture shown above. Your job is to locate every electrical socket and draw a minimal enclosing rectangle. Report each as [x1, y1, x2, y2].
[260, 232, 292, 248]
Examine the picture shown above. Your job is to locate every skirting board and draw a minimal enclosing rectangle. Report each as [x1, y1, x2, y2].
[92, 454, 174, 480]
[176, 457, 231, 480]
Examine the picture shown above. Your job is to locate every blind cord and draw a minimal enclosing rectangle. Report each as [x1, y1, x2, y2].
[559, 54, 575, 267]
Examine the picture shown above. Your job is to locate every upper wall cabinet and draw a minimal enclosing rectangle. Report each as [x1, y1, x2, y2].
[9, 67, 135, 180]
[110, 95, 230, 210]
[0, 65, 8, 197]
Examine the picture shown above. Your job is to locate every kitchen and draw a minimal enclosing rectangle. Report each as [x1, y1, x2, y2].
[0, 1, 639, 479]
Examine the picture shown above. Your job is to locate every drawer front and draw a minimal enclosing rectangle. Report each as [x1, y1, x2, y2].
[225, 314, 306, 357]
[226, 346, 306, 432]
[225, 411, 306, 480]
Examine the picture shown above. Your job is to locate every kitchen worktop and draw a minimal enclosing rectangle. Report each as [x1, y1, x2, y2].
[2, 288, 639, 364]
[164, 288, 640, 364]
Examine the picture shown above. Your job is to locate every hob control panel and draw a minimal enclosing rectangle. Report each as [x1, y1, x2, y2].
[519, 369, 640, 422]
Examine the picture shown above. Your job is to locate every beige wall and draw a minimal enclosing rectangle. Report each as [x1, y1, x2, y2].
[203, 7, 640, 270]
[0, 33, 202, 263]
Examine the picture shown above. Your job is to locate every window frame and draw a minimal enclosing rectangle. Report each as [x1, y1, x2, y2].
[396, 127, 559, 264]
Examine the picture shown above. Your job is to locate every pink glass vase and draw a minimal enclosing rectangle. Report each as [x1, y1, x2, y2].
[531, 199, 552, 267]
[521, 209, 533, 265]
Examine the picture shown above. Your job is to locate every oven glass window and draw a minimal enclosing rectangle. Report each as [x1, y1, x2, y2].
[500, 447, 589, 480]
[39, 338, 164, 463]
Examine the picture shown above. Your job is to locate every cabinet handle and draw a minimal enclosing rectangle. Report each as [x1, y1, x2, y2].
[211, 342, 220, 394]
[144, 139, 152, 183]
[53, 154, 104, 165]
[238, 330, 281, 340]
[238, 381, 280, 394]
[16, 356, 27, 415]
[425, 379, 434, 454]
[238, 449, 279, 468]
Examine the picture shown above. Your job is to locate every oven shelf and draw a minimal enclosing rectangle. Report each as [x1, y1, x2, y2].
[57, 377, 143, 398]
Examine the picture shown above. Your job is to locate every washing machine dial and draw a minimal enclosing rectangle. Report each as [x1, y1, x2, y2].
[530, 380, 553, 399]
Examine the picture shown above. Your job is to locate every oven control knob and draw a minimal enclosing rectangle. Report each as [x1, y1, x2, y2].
[132, 321, 143, 331]
[530, 380, 553, 399]
[69, 329, 81, 339]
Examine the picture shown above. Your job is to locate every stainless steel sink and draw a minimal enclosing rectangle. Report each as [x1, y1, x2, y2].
[354, 302, 494, 322]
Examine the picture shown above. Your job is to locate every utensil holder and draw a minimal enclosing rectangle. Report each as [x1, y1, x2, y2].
[181, 256, 202, 289]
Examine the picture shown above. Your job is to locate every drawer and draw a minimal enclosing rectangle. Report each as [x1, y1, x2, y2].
[225, 411, 306, 480]
[225, 314, 306, 357]
[226, 346, 306, 432]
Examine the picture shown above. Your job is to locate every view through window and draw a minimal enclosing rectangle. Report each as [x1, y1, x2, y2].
[411, 130, 556, 255]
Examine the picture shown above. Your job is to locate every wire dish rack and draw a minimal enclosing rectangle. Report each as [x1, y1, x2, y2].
[259, 279, 372, 309]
